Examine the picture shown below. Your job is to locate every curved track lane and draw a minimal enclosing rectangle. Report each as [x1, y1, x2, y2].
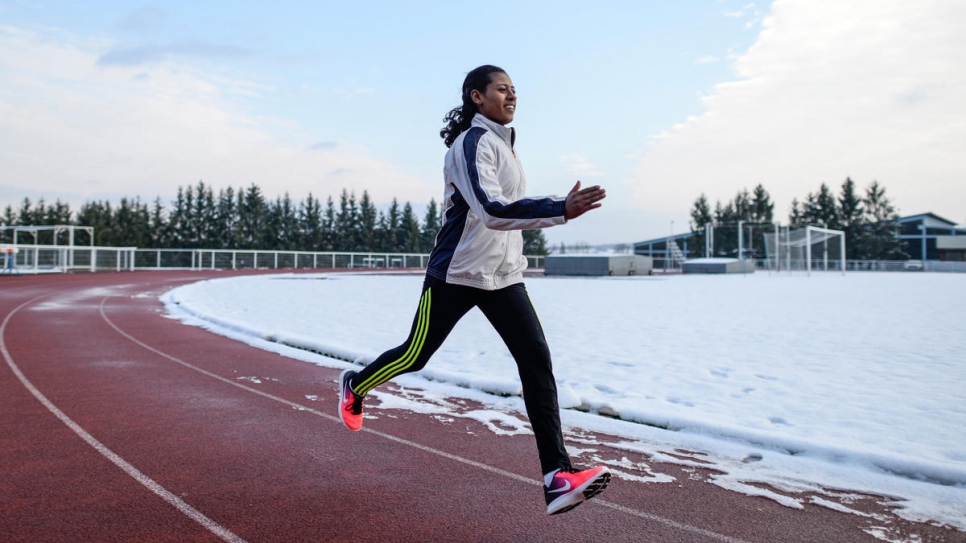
[0, 272, 953, 542]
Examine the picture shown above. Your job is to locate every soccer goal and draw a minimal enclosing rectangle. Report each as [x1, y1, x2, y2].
[763, 225, 845, 273]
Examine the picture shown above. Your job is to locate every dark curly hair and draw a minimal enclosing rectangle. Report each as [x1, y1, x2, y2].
[440, 65, 507, 148]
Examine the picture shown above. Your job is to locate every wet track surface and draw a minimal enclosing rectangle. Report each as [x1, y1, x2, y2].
[0, 271, 957, 542]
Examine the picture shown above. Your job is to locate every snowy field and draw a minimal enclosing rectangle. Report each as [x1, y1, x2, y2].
[161, 271, 966, 532]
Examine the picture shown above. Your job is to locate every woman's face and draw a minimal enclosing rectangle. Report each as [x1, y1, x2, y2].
[472, 72, 516, 125]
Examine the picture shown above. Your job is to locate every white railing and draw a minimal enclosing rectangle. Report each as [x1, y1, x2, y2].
[133, 249, 545, 272]
[167, 249, 430, 271]
[3, 244, 959, 275]
[751, 259, 966, 273]
[1, 245, 549, 274]
[1, 245, 136, 274]
[3, 245, 137, 274]
[923, 260, 966, 273]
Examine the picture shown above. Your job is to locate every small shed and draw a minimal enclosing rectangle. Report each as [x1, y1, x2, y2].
[544, 255, 653, 276]
[682, 257, 755, 274]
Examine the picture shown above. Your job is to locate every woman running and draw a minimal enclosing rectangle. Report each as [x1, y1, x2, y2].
[338, 65, 610, 515]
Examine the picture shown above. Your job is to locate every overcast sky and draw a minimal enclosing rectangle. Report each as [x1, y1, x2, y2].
[1, 0, 963, 245]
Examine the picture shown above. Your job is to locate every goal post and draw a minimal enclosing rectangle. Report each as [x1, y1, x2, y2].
[763, 225, 845, 274]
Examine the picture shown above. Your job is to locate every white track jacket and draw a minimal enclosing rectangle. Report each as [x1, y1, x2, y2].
[426, 114, 567, 290]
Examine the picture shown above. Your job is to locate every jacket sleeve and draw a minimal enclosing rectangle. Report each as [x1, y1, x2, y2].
[459, 130, 567, 231]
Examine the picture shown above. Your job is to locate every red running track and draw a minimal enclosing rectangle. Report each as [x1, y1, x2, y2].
[0, 271, 955, 542]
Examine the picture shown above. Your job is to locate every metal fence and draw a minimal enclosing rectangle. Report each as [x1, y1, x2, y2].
[758, 258, 966, 273]
[1, 245, 547, 274]
[138, 249, 432, 271]
[2, 245, 137, 274]
[643, 256, 966, 274]
[9, 244, 958, 275]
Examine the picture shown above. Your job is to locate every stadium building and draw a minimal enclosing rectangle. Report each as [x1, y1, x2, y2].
[897, 213, 966, 262]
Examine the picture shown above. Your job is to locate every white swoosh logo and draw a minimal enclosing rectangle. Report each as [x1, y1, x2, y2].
[547, 480, 572, 494]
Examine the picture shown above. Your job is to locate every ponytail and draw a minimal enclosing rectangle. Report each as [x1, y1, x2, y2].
[440, 65, 506, 148]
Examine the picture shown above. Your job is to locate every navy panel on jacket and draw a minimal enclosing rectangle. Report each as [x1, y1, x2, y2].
[463, 127, 562, 220]
[426, 187, 469, 280]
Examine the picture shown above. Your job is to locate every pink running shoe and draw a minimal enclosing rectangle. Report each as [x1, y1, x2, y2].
[545, 466, 611, 515]
[338, 369, 364, 431]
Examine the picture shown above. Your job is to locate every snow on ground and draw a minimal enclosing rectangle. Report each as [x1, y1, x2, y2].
[161, 271, 966, 532]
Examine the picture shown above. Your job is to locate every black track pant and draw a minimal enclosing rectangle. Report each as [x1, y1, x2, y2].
[351, 276, 572, 475]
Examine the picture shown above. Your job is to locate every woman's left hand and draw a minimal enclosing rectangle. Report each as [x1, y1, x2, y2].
[564, 181, 606, 221]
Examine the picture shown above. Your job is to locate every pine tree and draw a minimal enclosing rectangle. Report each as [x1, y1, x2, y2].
[421, 198, 441, 252]
[238, 184, 265, 249]
[321, 196, 337, 251]
[357, 191, 378, 251]
[522, 230, 549, 256]
[214, 187, 238, 249]
[166, 187, 187, 248]
[713, 199, 739, 257]
[862, 181, 905, 260]
[751, 184, 773, 223]
[193, 182, 216, 248]
[299, 193, 323, 251]
[36, 199, 50, 226]
[690, 194, 713, 228]
[279, 193, 299, 250]
[334, 189, 359, 251]
[149, 197, 166, 247]
[732, 188, 752, 222]
[17, 198, 33, 226]
[802, 183, 839, 228]
[263, 197, 280, 249]
[181, 186, 198, 247]
[1, 205, 15, 243]
[76, 200, 114, 246]
[788, 198, 805, 229]
[382, 198, 401, 252]
[113, 197, 136, 246]
[689, 194, 713, 258]
[838, 177, 863, 259]
[399, 202, 420, 252]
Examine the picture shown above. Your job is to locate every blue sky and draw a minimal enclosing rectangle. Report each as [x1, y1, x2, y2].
[1, 1, 963, 245]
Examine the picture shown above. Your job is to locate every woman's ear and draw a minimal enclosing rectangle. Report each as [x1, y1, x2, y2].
[470, 89, 484, 106]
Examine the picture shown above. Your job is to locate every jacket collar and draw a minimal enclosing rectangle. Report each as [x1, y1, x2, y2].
[472, 113, 515, 149]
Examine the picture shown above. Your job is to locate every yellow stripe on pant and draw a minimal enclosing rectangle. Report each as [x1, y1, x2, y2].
[354, 287, 432, 396]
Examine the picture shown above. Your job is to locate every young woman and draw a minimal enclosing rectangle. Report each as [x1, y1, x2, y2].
[338, 65, 610, 515]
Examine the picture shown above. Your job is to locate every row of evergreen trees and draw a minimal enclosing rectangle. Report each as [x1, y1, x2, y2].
[689, 178, 906, 260]
[1, 181, 551, 255]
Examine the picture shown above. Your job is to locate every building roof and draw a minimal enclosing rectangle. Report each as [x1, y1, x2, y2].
[897, 212, 960, 228]
[632, 231, 694, 247]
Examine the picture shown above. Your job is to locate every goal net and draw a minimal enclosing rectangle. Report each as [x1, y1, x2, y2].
[763, 225, 845, 272]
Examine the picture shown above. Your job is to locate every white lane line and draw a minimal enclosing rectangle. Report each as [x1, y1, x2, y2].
[0, 295, 247, 543]
[101, 296, 752, 543]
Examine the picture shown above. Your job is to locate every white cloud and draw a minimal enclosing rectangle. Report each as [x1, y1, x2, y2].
[558, 154, 603, 178]
[723, 3, 758, 18]
[629, 0, 966, 230]
[0, 25, 436, 209]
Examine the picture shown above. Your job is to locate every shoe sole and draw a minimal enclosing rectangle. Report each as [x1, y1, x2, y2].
[548, 470, 611, 515]
[338, 369, 361, 431]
